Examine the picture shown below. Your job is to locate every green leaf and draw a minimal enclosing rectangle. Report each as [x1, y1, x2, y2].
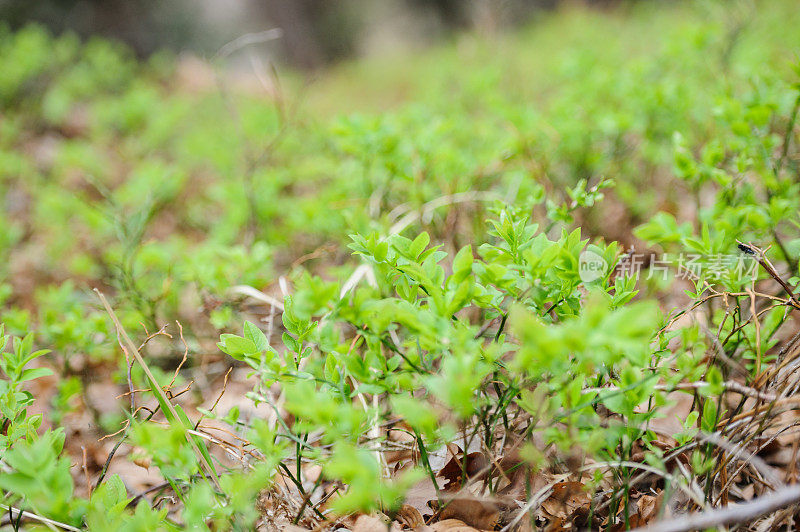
[704, 365, 724, 396]
[701, 400, 718, 433]
[218, 334, 257, 361]
[244, 321, 269, 352]
[452, 245, 473, 281]
[408, 232, 430, 259]
[19, 367, 53, 382]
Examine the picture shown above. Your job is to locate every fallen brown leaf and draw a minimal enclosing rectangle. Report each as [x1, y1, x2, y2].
[541, 481, 590, 520]
[439, 497, 499, 530]
[132, 454, 152, 470]
[439, 452, 488, 491]
[430, 518, 482, 531]
[542, 516, 570, 531]
[637, 493, 660, 523]
[607, 492, 663, 531]
[352, 514, 388, 531]
[404, 478, 439, 517]
[398, 504, 426, 529]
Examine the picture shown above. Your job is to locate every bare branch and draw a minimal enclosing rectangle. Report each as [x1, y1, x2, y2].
[636, 484, 800, 532]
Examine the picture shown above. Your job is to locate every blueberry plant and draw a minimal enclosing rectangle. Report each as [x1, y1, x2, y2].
[2, 0, 800, 529]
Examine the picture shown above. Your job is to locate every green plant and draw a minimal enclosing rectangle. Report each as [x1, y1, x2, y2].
[2, 1, 800, 528]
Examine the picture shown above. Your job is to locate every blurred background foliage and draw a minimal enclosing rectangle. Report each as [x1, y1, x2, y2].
[5, 0, 628, 67]
[1, 0, 798, 348]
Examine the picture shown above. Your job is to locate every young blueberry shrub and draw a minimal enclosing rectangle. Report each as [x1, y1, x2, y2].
[216, 202, 707, 521]
[0, 308, 293, 531]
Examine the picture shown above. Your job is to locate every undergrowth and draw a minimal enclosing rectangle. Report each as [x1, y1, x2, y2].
[2, 1, 800, 530]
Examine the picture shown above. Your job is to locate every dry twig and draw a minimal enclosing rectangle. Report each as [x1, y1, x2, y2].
[636, 483, 800, 532]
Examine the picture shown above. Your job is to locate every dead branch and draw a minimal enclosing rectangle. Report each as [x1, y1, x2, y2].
[636, 483, 800, 532]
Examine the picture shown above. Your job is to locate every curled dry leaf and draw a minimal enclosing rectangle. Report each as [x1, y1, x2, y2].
[132, 454, 152, 470]
[398, 504, 427, 529]
[439, 497, 499, 530]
